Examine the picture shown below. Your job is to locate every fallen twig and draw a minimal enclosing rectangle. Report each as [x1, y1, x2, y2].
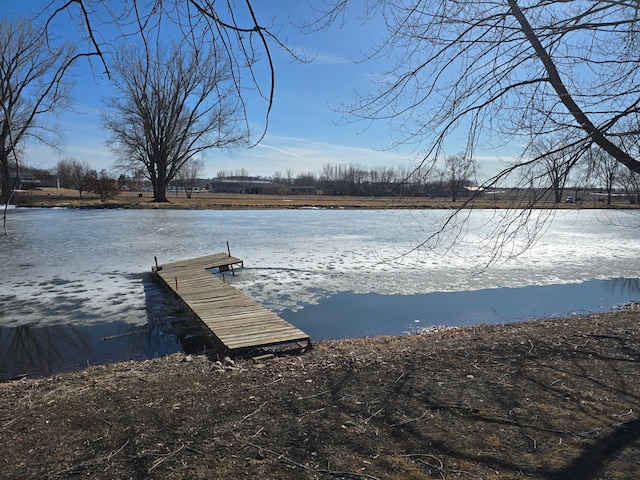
[237, 401, 268, 425]
[92, 429, 110, 443]
[108, 439, 130, 460]
[2, 418, 17, 428]
[297, 390, 330, 401]
[360, 408, 384, 424]
[148, 443, 185, 473]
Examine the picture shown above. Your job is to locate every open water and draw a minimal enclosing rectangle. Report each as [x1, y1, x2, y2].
[1, 207, 640, 379]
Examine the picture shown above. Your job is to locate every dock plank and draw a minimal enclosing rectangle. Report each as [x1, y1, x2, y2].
[153, 253, 310, 352]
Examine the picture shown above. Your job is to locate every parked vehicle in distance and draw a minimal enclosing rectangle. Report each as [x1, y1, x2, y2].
[566, 196, 575, 203]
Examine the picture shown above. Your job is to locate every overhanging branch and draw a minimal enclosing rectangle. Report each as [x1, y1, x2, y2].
[507, 0, 640, 173]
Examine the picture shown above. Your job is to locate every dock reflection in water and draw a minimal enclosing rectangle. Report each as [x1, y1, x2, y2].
[0, 273, 188, 381]
[0, 321, 177, 380]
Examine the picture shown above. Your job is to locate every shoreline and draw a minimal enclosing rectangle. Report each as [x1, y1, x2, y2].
[11, 187, 639, 210]
[4, 277, 638, 383]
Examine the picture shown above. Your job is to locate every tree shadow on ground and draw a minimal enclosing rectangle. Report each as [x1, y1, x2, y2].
[547, 418, 640, 480]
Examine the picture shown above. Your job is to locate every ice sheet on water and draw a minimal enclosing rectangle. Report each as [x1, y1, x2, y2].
[2, 208, 640, 325]
[1, 271, 151, 327]
[226, 209, 640, 312]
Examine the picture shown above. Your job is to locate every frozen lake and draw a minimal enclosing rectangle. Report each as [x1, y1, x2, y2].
[1, 207, 640, 379]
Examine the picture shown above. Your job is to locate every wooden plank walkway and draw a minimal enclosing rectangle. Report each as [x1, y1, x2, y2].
[152, 253, 311, 352]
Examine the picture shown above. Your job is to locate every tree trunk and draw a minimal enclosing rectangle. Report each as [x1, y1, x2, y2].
[153, 174, 169, 202]
[0, 150, 12, 204]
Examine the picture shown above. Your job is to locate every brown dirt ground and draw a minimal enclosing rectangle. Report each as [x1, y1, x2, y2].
[2, 309, 640, 479]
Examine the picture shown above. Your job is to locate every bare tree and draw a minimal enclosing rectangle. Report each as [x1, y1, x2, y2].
[316, 1, 640, 175]
[567, 148, 598, 204]
[103, 42, 247, 202]
[175, 158, 205, 199]
[618, 131, 640, 204]
[620, 169, 640, 205]
[595, 147, 622, 206]
[56, 158, 93, 197]
[442, 154, 476, 202]
[529, 136, 576, 203]
[0, 17, 76, 206]
[285, 169, 294, 186]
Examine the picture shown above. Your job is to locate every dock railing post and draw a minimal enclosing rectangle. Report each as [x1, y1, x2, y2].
[227, 241, 231, 257]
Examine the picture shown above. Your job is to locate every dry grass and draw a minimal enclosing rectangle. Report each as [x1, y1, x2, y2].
[12, 188, 638, 210]
[2, 310, 640, 479]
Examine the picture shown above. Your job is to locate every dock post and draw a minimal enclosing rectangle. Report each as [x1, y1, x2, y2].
[227, 241, 231, 257]
[175, 277, 178, 291]
[154, 256, 162, 271]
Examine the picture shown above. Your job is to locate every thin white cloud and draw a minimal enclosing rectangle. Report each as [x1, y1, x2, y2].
[312, 52, 352, 65]
[256, 142, 308, 159]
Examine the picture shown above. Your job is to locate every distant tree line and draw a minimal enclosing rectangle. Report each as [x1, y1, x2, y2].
[13, 148, 640, 206]
[215, 157, 477, 199]
[314, 162, 474, 198]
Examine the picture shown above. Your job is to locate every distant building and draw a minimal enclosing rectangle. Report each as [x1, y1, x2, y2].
[11, 175, 40, 190]
[208, 177, 273, 194]
[8, 170, 59, 189]
[38, 175, 60, 188]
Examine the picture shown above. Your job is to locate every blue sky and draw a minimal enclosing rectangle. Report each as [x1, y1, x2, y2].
[3, 1, 515, 181]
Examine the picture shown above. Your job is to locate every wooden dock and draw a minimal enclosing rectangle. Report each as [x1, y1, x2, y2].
[152, 253, 310, 352]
